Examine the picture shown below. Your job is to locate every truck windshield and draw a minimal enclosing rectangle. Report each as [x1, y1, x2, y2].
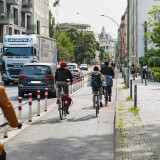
[3, 47, 33, 56]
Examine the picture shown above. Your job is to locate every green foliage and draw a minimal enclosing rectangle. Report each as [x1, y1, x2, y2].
[49, 10, 55, 38]
[148, 56, 160, 67]
[150, 67, 160, 72]
[154, 72, 160, 82]
[143, 5, 160, 47]
[128, 107, 139, 113]
[125, 97, 133, 101]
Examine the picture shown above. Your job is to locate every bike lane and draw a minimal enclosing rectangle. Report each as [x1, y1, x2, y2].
[4, 70, 117, 160]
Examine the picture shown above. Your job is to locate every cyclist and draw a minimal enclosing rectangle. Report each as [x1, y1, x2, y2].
[88, 66, 106, 107]
[55, 62, 73, 114]
[100, 61, 114, 102]
[0, 86, 22, 160]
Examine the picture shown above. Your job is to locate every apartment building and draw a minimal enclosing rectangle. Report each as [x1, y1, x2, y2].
[99, 26, 116, 62]
[129, 0, 160, 65]
[0, 0, 49, 47]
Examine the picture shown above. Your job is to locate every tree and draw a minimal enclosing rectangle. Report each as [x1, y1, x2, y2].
[49, 10, 55, 38]
[143, 5, 160, 47]
[66, 26, 99, 63]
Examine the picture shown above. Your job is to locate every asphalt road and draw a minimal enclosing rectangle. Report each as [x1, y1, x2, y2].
[1, 67, 116, 160]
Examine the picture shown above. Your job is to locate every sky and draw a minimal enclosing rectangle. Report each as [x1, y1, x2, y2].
[49, 0, 127, 38]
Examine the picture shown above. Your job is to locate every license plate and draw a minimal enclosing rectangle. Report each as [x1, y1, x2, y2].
[30, 81, 41, 84]
[14, 80, 19, 82]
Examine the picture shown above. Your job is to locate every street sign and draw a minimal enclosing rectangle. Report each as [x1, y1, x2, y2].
[91, 59, 94, 62]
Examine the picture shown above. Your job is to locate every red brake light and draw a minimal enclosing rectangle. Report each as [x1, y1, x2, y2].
[152, 72, 154, 75]
[19, 75, 27, 79]
[73, 70, 78, 72]
[45, 76, 54, 80]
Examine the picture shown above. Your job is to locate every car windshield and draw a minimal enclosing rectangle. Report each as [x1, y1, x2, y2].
[22, 65, 51, 75]
[67, 65, 76, 69]
[3, 47, 34, 56]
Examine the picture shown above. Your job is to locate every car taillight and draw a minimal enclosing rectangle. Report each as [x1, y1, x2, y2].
[45, 76, 54, 80]
[19, 75, 27, 79]
[73, 70, 79, 72]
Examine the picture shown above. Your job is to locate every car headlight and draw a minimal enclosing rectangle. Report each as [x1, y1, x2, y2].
[2, 73, 8, 78]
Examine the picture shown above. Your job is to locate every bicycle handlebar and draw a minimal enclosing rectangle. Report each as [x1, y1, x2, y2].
[0, 122, 8, 128]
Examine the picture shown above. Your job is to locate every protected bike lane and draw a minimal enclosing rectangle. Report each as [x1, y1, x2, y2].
[116, 70, 160, 159]
[4, 68, 117, 160]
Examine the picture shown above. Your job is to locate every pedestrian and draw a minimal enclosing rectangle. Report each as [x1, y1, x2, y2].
[88, 66, 106, 107]
[0, 86, 22, 160]
[130, 62, 135, 80]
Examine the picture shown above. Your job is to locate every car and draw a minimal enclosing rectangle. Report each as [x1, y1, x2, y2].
[80, 64, 88, 70]
[18, 63, 57, 97]
[67, 63, 81, 77]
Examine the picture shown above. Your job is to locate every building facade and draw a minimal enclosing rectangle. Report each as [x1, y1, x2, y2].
[0, 0, 49, 47]
[129, 0, 160, 65]
[99, 26, 116, 62]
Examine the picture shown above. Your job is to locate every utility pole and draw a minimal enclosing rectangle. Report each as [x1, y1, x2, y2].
[126, 0, 130, 87]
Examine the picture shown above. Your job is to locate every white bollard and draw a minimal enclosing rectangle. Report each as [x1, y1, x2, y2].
[4, 117, 8, 138]
[37, 90, 40, 116]
[83, 76, 84, 87]
[73, 78, 75, 92]
[18, 97, 22, 122]
[44, 88, 48, 111]
[29, 93, 32, 122]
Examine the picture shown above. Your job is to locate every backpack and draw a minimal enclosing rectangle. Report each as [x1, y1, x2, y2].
[91, 73, 102, 89]
[105, 76, 113, 87]
[63, 95, 72, 107]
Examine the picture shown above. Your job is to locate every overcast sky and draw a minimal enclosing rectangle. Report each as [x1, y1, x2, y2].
[49, 0, 127, 37]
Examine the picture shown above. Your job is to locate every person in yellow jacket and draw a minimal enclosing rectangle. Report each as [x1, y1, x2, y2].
[0, 86, 22, 160]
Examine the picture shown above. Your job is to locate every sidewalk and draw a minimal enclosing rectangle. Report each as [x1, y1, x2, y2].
[116, 70, 160, 159]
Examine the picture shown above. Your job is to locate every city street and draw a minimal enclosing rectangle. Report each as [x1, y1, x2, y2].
[0, 67, 116, 160]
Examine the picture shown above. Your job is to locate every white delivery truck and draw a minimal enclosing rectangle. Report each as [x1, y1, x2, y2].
[2, 34, 57, 85]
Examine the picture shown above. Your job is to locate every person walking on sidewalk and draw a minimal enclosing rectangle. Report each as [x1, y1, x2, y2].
[0, 86, 22, 160]
[55, 62, 73, 114]
[100, 61, 114, 102]
[130, 62, 136, 80]
[88, 66, 106, 107]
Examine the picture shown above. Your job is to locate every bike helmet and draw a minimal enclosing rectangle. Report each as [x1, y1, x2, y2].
[60, 62, 67, 67]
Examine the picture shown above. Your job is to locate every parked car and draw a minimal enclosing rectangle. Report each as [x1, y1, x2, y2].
[67, 63, 81, 77]
[18, 63, 57, 97]
[80, 64, 88, 70]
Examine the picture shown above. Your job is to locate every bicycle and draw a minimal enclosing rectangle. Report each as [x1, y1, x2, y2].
[103, 86, 108, 106]
[93, 90, 100, 117]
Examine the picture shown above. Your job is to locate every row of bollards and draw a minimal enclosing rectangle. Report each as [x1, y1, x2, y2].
[130, 79, 137, 108]
[68, 75, 84, 96]
[18, 88, 48, 123]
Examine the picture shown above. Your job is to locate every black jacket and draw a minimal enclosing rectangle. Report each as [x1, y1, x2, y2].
[55, 67, 73, 83]
[100, 65, 114, 78]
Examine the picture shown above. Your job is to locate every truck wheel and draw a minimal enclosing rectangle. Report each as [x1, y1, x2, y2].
[4, 81, 9, 86]
[18, 92, 24, 98]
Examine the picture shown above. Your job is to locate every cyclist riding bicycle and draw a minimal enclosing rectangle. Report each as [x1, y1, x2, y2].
[100, 61, 114, 102]
[88, 66, 106, 107]
[55, 62, 73, 114]
[0, 86, 22, 160]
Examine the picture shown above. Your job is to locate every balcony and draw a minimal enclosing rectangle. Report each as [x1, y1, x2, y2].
[0, 13, 14, 25]
[6, 0, 15, 5]
[27, 24, 36, 34]
[21, 3, 32, 13]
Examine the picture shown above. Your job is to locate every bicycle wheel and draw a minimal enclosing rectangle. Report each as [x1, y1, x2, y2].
[58, 99, 63, 120]
[105, 92, 108, 106]
[96, 105, 98, 117]
[63, 105, 67, 117]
